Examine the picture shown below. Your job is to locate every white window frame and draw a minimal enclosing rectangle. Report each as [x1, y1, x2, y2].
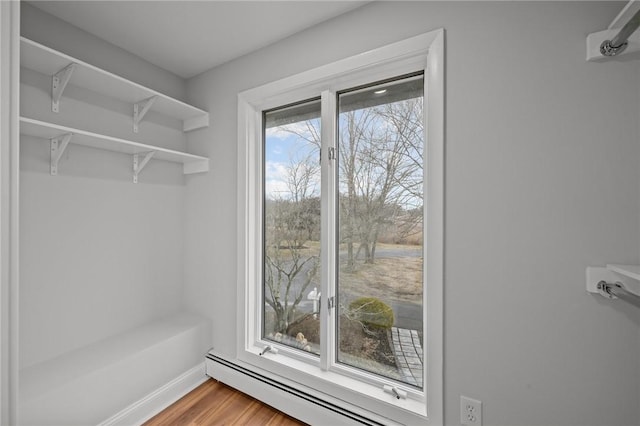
[237, 29, 444, 425]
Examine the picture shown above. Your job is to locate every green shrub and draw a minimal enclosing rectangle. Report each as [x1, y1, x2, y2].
[348, 297, 394, 330]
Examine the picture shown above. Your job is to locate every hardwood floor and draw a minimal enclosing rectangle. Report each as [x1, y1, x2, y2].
[144, 379, 307, 425]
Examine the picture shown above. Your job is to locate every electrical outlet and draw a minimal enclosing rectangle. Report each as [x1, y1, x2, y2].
[460, 396, 482, 425]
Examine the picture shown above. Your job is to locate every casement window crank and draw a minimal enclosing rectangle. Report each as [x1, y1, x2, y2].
[383, 384, 407, 400]
[259, 345, 278, 356]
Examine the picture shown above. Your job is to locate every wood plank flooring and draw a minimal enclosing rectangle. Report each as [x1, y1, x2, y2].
[144, 379, 307, 425]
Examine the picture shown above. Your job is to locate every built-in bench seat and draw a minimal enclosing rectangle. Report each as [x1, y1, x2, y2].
[19, 312, 211, 425]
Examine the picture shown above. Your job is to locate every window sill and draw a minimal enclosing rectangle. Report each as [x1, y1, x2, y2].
[238, 344, 429, 425]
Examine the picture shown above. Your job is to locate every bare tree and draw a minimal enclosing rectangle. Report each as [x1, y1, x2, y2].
[264, 121, 321, 335]
[339, 97, 424, 265]
[264, 225, 319, 332]
[265, 95, 424, 276]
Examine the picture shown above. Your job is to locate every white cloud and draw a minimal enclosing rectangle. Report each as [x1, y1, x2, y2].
[266, 121, 319, 143]
[264, 161, 290, 200]
[264, 160, 321, 201]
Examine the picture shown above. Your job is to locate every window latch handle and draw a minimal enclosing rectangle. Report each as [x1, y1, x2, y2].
[327, 296, 335, 310]
[328, 147, 336, 161]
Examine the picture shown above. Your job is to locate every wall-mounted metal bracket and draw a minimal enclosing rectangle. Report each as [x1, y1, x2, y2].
[586, 266, 640, 306]
[50, 133, 72, 175]
[596, 280, 640, 309]
[586, 3, 640, 61]
[596, 281, 618, 300]
[133, 96, 157, 133]
[133, 151, 155, 183]
[52, 63, 76, 113]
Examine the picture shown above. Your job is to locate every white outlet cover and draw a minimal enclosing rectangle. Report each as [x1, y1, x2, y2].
[460, 395, 482, 425]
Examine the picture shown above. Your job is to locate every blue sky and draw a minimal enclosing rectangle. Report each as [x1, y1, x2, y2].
[264, 122, 320, 200]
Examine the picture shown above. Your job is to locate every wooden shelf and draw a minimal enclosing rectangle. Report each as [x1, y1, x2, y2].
[20, 117, 209, 177]
[20, 37, 209, 132]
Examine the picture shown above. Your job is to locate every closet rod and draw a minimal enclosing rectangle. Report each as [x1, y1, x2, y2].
[601, 8, 640, 56]
[597, 281, 640, 309]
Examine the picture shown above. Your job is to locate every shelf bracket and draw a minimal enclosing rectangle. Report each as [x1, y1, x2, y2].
[133, 151, 155, 183]
[52, 63, 76, 113]
[50, 133, 72, 175]
[133, 96, 158, 133]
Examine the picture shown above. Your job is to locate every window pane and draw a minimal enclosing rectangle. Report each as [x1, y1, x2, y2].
[337, 75, 424, 388]
[263, 99, 321, 356]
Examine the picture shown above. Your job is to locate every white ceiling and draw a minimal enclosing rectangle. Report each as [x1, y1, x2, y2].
[29, 1, 368, 79]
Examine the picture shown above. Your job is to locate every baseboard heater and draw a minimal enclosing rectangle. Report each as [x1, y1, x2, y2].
[205, 353, 385, 426]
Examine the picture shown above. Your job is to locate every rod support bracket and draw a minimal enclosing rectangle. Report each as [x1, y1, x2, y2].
[600, 39, 628, 57]
[596, 280, 618, 299]
[587, 266, 640, 308]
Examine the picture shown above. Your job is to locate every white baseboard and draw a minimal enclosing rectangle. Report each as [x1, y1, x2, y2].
[205, 354, 402, 426]
[98, 363, 208, 426]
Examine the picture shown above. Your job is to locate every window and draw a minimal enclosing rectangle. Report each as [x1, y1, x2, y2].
[263, 99, 322, 356]
[238, 30, 443, 424]
[262, 76, 425, 385]
[336, 76, 425, 387]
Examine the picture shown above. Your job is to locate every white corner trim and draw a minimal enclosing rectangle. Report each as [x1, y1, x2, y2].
[1, 1, 21, 425]
[97, 363, 208, 426]
[424, 27, 445, 426]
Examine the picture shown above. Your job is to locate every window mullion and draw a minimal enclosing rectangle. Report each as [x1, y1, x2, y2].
[319, 90, 337, 371]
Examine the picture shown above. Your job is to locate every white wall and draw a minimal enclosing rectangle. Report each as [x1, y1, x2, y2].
[20, 2, 186, 102]
[184, 2, 640, 425]
[19, 4, 189, 368]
